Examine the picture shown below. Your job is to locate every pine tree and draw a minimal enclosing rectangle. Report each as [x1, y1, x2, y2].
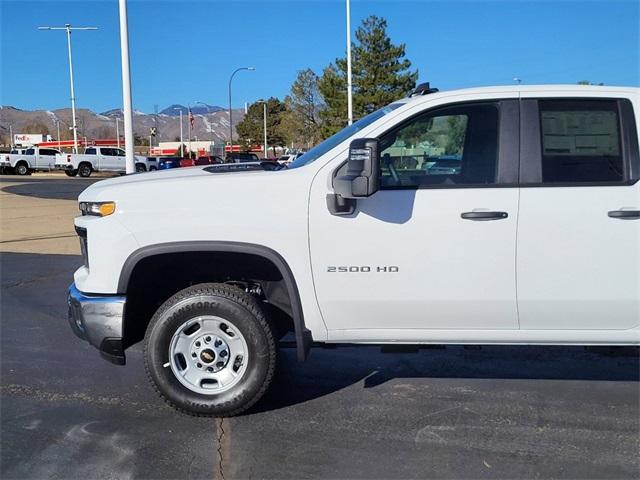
[318, 15, 418, 137]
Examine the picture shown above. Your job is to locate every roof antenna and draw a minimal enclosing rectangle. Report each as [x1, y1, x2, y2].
[410, 82, 439, 97]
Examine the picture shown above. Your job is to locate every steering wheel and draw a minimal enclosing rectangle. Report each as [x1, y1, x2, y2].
[383, 153, 400, 184]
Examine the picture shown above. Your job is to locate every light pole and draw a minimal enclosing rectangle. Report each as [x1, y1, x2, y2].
[256, 99, 268, 159]
[38, 24, 97, 153]
[118, 0, 135, 174]
[172, 107, 184, 157]
[115, 116, 120, 148]
[187, 103, 193, 157]
[346, 0, 353, 125]
[228, 66, 255, 154]
[56, 120, 61, 149]
[195, 101, 214, 154]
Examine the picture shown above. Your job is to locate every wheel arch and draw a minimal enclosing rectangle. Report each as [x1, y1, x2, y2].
[119, 241, 312, 361]
[14, 160, 30, 173]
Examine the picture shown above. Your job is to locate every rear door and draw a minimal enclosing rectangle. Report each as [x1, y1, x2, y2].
[100, 148, 115, 170]
[517, 96, 640, 331]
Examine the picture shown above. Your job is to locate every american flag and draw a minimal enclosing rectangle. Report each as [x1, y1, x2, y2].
[189, 108, 194, 128]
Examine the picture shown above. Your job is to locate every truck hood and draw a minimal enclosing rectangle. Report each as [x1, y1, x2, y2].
[78, 166, 262, 201]
[78, 165, 305, 204]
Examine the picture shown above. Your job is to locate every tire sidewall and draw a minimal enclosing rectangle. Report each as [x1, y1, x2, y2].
[146, 291, 275, 415]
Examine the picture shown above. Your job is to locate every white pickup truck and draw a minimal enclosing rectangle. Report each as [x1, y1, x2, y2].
[2, 146, 61, 175]
[67, 85, 639, 417]
[55, 146, 157, 177]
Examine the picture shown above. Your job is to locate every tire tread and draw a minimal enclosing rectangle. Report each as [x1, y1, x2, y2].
[143, 283, 277, 417]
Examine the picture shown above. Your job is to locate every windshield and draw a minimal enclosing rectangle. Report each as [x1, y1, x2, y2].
[288, 102, 404, 169]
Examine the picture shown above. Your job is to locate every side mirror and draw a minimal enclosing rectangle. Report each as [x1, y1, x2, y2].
[334, 138, 380, 199]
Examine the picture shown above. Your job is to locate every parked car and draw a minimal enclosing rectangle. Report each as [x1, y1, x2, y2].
[277, 152, 304, 166]
[54, 147, 155, 177]
[157, 157, 182, 169]
[67, 84, 640, 417]
[3, 146, 61, 175]
[179, 155, 224, 168]
[225, 152, 260, 163]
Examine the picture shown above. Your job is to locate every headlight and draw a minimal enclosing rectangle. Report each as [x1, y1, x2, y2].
[79, 201, 116, 217]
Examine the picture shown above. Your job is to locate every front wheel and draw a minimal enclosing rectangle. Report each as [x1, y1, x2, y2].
[144, 283, 277, 417]
[135, 163, 146, 172]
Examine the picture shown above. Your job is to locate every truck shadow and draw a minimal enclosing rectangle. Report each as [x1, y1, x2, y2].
[252, 344, 639, 414]
[1, 179, 99, 200]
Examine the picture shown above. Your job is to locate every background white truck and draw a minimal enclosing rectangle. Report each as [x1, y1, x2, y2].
[55, 146, 157, 177]
[67, 85, 639, 417]
[2, 146, 61, 175]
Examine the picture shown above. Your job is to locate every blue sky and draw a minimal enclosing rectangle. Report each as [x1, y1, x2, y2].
[1, 0, 638, 113]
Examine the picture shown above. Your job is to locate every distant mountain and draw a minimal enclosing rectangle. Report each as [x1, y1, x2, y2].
[159, 103, 225, 116]
[1, 105, 244, 145]
[99, 108, 122, 118]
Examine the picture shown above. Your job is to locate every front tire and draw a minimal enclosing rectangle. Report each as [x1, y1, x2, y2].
[136, 163, 146, 172]
[144, 283, 277, 417]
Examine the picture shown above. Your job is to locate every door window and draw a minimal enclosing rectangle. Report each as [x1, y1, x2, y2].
[539, 100, 623, 183]
[379, 103, 499, 188]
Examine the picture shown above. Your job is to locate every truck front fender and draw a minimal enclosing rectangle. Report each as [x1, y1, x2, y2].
[118, 241, 312, 361]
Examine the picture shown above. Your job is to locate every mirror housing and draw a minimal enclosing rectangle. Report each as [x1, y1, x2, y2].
[334, 138, 380, 199]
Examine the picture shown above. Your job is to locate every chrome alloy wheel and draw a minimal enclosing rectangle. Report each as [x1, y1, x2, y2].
[168, 316, 249, 395]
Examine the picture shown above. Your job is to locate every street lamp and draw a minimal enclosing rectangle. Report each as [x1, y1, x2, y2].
[228, 67, 255, 154]
[38, 24, 97, 153]
[256, 99, 268, 160]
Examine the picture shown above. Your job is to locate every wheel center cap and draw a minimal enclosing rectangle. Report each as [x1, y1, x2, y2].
[200, 349, 216, 364]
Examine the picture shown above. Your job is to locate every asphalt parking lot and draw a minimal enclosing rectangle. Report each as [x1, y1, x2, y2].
[1, 174, 639, 479]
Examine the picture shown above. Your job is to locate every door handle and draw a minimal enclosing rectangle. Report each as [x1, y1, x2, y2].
[608, 209, 640, 220]
[460, 211, 508, 221]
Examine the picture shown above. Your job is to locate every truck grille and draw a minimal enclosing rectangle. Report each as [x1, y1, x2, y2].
[75, 226, 89, 268]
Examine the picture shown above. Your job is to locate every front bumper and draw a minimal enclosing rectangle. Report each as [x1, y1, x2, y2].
[67, 282, 127, 365]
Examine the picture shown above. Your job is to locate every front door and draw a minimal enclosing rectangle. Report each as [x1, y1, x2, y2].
[309, 100, 521, 337]
[517, 97, 640, 330]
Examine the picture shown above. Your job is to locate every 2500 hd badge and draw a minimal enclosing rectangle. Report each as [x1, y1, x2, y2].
[327, 266, 400, 273]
